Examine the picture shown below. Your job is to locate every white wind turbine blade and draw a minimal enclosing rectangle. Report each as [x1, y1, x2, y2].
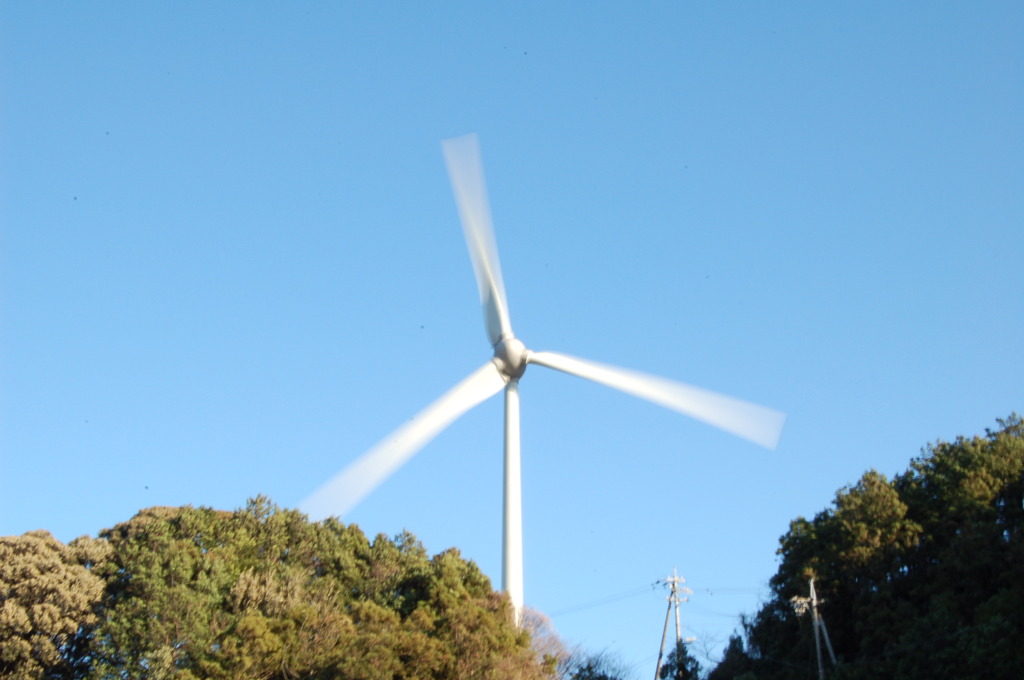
[442, 133, 512, 347]
[527, 351, 786, 450]
[301, 361, 507, 521]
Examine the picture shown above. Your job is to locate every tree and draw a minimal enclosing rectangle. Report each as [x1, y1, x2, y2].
[82, 497, 550, 680]
[3, 495, 615, 679]
[0, 530, 109, 680]
[658, 641, 701, 680]
[520, 606, 569, 677]
[706, 634, 755, 680]
[557, 649, 631, 680]
[726, 415, 1024, 680]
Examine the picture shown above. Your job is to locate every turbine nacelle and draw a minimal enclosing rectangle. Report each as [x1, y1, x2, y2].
[493, 334, 528, 380]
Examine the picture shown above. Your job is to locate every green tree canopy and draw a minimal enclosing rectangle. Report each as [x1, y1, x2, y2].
[718, 415, 1024, 680]
[2, 497, 552, 680]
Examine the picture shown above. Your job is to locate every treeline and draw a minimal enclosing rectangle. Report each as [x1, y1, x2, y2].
[5, 416, 1021, 680]
[0, 498, 553, 680]
[709, 415, 1024, 680]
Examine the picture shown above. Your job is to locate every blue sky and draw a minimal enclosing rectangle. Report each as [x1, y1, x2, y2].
[2, 2, 1021, 674]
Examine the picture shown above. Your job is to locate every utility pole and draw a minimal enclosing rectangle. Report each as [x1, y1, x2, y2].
[791, 577, 837, 680]
[653, 568, 694, 680]
[809, 578, 837, 678]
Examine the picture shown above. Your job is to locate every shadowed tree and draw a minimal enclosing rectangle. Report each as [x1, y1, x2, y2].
[658, 641, 701, 680]
[728, 415, 1024, 680]
[706, 634, 755, 680]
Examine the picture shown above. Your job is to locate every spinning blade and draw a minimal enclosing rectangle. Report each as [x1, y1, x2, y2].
[527, 350, 785, 449]
[442, 133, 512, 347]
[301, 361, 507, 520]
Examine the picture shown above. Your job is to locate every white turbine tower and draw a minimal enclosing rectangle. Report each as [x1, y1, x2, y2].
[302, 133, 785, 624]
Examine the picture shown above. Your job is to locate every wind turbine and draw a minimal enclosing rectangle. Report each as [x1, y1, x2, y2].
[302, 133, 785, 624]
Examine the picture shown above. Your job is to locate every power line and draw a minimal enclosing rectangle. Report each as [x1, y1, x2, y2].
[548, 582, 659, 617]
[547, 580, 766, 618]
[686, 603, 745, 619]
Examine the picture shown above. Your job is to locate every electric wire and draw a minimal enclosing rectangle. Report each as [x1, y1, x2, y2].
[548, 581, 660, 617]
[547, 580, 764, 618]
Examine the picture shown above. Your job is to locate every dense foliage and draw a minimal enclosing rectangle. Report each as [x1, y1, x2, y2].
[1, 499, 550, 680]
[712, 415, 1024, 679]
[0, 530, 109, 679]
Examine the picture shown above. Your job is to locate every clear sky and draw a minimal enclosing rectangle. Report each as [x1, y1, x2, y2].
[2, 2, 1021, 675]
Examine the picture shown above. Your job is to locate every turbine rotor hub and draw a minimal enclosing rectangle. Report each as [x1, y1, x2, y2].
[493, 335, 528, 380]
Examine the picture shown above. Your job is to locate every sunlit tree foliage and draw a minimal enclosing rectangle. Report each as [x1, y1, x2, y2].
[0, 530, 109, 679]
[2, 498, 550, 680]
